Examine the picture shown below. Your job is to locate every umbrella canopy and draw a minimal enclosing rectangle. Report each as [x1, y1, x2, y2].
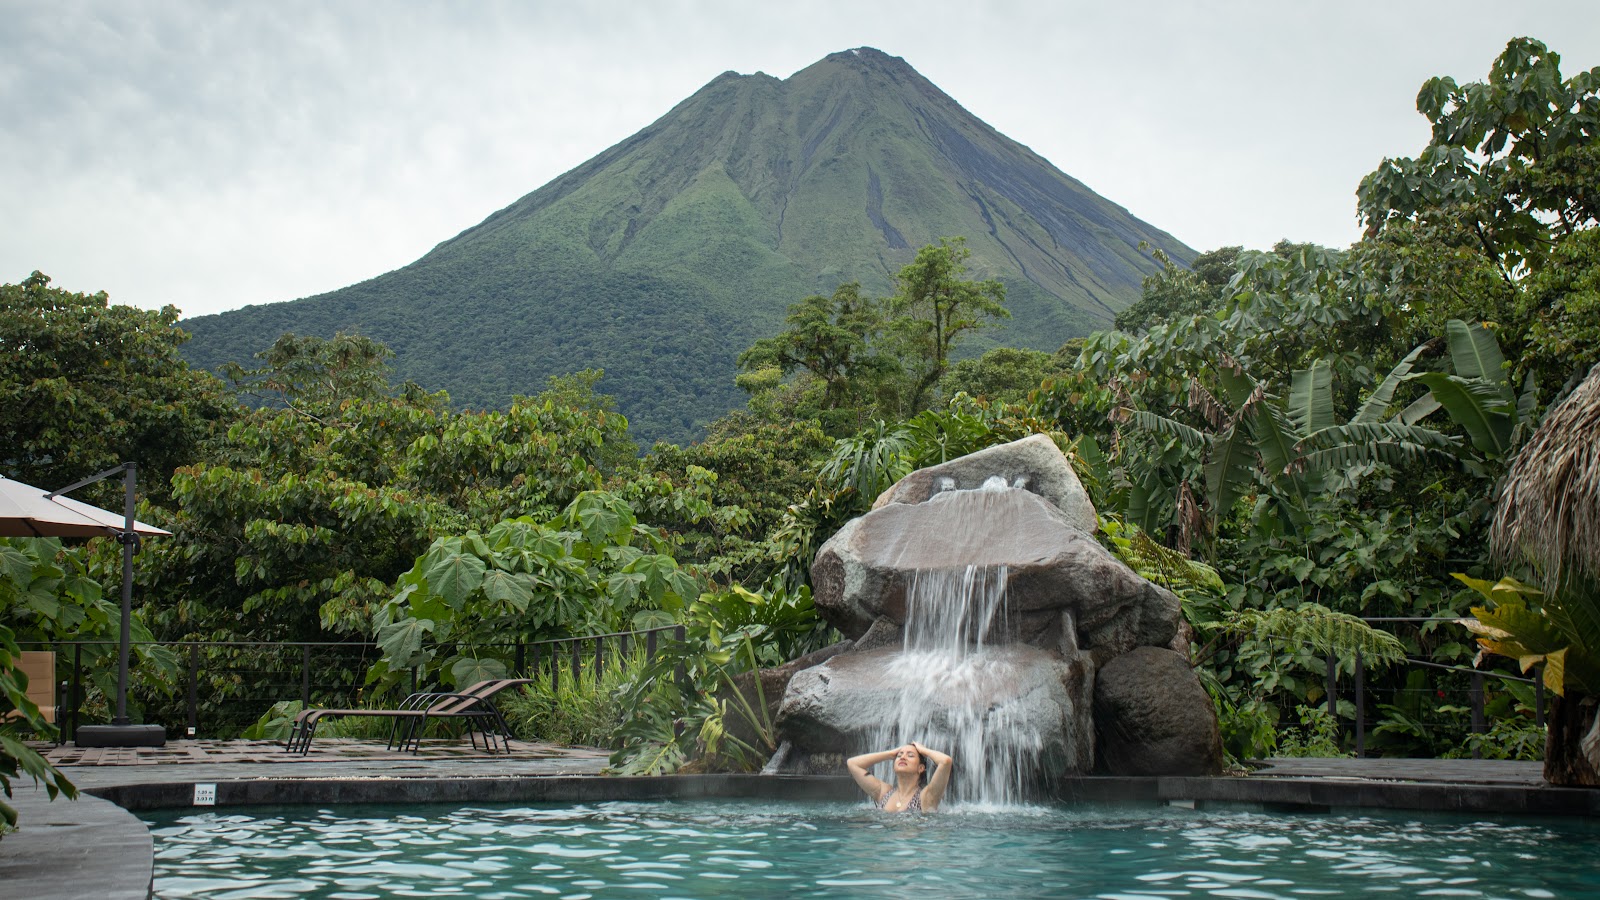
[1491, 361, 1600, 593]
[0, 474, 171, 538]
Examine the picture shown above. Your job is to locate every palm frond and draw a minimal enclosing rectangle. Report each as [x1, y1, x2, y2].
[1126, 409, 1208, 449]
[1288, 360, 1335, 435]
[1352, 343, 1431, 424]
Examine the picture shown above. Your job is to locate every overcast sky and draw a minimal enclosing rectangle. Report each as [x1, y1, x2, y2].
[4, 1, 1596, 319]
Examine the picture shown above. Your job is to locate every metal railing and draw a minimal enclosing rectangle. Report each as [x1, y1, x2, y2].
[20, 624, 683, 742]
[1298, 616, 1544, 759]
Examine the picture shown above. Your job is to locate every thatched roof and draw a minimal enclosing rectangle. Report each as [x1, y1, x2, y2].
[1492, 361, 1600, 593]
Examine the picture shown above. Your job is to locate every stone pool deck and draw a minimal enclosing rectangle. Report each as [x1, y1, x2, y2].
[1, 742, 1591, 900]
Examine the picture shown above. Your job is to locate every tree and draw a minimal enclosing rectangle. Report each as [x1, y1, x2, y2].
[737, 283, 891, 411]
[0, 272, 237, 506]
[1356, 38, 1600, 394]
[1114, 246, 1241, 333]
[939, 347, 1066, 404]
[887, 238, 1009, 410]
[1358, 37, 1599, 280]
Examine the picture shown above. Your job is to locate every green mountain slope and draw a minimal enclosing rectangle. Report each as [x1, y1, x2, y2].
[182, 47, 1193, 444]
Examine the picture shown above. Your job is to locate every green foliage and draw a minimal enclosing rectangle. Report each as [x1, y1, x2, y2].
[611, 580, 832, 774]
[241, 700, 303, 741]
[0, 272, 237, 507]
[1209, 604, 1407, 669]
[499, 655, 638, 748]
[1, 538, 176, 723]
[0, 545, 80, 835]
[1114, 246, 1241, 333]
[1358, 37, 1599, 278]
[371, 492, 702, 691]
[1460, 574, 1600, 697]
[1275, 705, 1353, 758]
[888, 238, 1011, 411]
[939, 347, 1067, 405]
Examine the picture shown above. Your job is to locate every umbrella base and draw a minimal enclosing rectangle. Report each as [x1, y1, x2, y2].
[75, 724, 167, 748]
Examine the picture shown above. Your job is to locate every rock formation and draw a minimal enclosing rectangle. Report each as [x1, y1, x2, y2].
[768, 434, 1223, 798]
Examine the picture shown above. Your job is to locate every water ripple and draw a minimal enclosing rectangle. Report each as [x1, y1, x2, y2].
[145, 801, 1600, 898]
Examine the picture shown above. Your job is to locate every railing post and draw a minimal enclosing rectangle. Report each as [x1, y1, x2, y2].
[532, 644, 541, 683]
[1354, 651, 1366, 758]
[1534, 665, 1546, 728]
[619, 632, 630, 662]
[647, 629, 658, 659]
[551, 642, 560, 693]
[187, 644, 200, 737]
[1470, 671, 1486, 760]
[411, 666, 419, 695]
[301, 645, 312, 708]
[593, 637, 603, 683]
[1325, 653, 1337, 719]
[70, 644, 82, 744]
[515, 641, 525, 678]
[570, 638, 581, 683]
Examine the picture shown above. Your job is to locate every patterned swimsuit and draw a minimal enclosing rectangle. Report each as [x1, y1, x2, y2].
[875, 788, 923, 813]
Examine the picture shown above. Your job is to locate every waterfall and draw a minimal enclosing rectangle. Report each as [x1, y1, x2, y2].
[866, 561, 1051, 807]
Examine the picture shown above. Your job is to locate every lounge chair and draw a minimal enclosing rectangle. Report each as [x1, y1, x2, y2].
[285, 678, 532, 755]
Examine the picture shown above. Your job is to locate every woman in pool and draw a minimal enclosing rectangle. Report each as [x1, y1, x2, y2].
[847, 741, 954, 812]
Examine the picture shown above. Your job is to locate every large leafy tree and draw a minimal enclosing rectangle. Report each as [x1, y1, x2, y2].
[1358, 37, 1600, 389]
[0, 272, 237, 505]
[888, 237, 1009, 410]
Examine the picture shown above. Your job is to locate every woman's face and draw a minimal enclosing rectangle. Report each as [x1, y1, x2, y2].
[893, 745, 925, 775]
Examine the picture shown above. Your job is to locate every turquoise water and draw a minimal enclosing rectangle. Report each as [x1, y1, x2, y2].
[143, 800, 1600, 899]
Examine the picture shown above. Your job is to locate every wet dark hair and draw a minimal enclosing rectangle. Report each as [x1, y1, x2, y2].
[908, 744, 931, 787]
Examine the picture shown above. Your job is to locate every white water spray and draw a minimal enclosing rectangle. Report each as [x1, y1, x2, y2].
[866, 559, 1052, 806]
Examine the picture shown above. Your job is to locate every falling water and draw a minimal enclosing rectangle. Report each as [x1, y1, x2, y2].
[864, 476, 1057, 808]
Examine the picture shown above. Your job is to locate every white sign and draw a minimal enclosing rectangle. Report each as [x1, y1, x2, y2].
[193, 783, 217, 806]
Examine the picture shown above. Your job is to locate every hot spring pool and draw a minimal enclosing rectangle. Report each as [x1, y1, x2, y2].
[142, 799, 1600, 898]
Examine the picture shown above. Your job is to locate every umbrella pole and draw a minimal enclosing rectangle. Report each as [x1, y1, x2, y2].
[114, 463, 135, 726]
[61, 462, 165, 748]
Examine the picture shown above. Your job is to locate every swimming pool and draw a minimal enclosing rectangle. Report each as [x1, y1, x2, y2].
[143, 799, 1600, 898]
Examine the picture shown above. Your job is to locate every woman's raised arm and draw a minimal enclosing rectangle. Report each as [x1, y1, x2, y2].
[846, 748, 897, 801]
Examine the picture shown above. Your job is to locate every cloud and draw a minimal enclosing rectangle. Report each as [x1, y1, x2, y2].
[3, 0, 1596, 317]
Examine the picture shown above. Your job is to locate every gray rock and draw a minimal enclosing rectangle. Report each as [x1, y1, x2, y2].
[873, 434, 1097, 533]
[1091, 647, 1222, 776]
[774, 645, 1097, 778]
[812, 487, 1180, 654]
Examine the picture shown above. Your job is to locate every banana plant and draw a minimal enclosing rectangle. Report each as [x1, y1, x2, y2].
[1125, 320, 1529, 545]
[1403, 320, 1539, 467]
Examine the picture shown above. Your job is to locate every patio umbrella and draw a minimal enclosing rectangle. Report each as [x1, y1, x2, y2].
[0, 475, 171, 538]
[1, 465, 169, 745]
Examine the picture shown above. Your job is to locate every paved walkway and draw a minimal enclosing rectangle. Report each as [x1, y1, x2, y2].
[40, 737, 612, 791]
[1251, 756, 1546, 786]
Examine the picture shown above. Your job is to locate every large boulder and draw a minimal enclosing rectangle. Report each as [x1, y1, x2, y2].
[1092, 647, 1223, 776]
[873, 434, 1097, 533]
[812, 487, 1180, 655]
[775, 645, 1096, 778]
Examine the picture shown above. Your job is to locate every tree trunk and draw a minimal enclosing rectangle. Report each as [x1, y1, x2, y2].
[1543, 694, 1600, 787]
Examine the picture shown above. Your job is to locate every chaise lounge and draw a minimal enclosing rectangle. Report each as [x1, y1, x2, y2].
[285, 678, 532, 755]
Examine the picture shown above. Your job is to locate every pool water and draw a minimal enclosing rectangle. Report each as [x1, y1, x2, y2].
[143, 799, 1600, 899]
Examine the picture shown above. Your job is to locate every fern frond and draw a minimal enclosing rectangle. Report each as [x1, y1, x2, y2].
[1215, 604, 1405, 666]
